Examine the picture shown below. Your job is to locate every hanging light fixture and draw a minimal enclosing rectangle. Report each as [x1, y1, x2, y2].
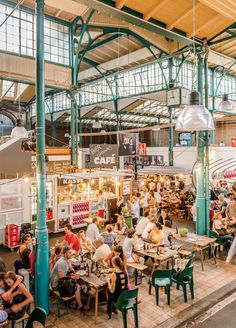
[175, 91, 214, 132]
[92, 120, 102, 129]
[218, 94, 233, 112]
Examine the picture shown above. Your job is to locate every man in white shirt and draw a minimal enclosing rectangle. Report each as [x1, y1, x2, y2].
[92, 236, 110, 263]
[130, 196, 140, 227]
[142, 217, 156, 239]
[135, 211, 150, 235]
[86, 217, 99, 245]
[141, 186, 149, 208]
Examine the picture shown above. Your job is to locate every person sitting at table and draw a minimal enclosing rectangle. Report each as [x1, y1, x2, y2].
[92, 236, 111, 265]
[86, 217, 100, 245]
[133, 233, 144, 251]
[106, 256, 128, 319]
[63, 224, 80, 252]
[162, 220, 175, 246]
[100, 225, 117, 250]
[212, 213, 233, 249]
[114, 216, 128, 235]
[78, 230, 95, 256]
[158, 209, 173, 226]
[135, 210, 150, 236]
[50, 246, 84, 310]
[148, 191, 156, 208]
[226, 197, 236, 222]
[218, 193, 228, 218]
[123, 229, 144, 264]
[103, 245, 127, 271]
[13, 248, 31, 274]
[142, 216, 157, 240]
[3, 271, 33, 321]
[148, 222, 164, 245]
[50, 243, 62, 271]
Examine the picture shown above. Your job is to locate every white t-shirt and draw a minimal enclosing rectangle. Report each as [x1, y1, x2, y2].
[86, 223, 99, 244]
[131, 201, 140, 218]
[142, 222, 155, 239]
[141, 192, 149, 207]
[123, 237, 134, 259]
[92, 244, 111, 262]
[155, 192, 162, 203]
[135, 217, 150, 235]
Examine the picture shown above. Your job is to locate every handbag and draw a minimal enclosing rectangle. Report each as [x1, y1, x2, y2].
[58, 277, 76, 297]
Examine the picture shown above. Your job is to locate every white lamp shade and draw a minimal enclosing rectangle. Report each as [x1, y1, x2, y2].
[218, 94, 233, 111]
[175, 105, 214, 132]
[10, 126, 27, 138]
[92, 121, 102, 129]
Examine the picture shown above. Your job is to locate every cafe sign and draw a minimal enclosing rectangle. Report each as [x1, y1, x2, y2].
[90, 144, 118, 168]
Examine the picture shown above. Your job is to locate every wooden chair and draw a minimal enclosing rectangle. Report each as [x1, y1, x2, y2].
[51, 289, 75, 317]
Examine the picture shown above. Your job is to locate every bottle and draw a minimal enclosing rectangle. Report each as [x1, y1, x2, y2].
[86, 263, 90, 277]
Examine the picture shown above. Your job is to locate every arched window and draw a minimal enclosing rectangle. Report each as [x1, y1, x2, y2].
[0, 114, 14, 137]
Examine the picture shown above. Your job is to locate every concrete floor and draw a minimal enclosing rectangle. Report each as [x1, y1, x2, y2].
[195, 299, 236, 328]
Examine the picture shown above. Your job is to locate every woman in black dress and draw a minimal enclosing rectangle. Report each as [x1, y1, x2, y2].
[106, 256, 128, 319]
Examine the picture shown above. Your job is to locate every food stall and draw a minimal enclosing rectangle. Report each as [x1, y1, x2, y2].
[138, 166, 192, 191]
[0, 170, 133, 247]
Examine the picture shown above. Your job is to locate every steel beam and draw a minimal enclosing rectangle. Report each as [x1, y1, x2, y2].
[35, 0, 49, 314]
[76, 0, 201, 46]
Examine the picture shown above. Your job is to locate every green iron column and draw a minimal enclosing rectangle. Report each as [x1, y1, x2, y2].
[168, 58, 174, 166]
[169, 108, 173, 166]
[114, 77, 119, 131]
[70, 93, 77, 166]
[51, 95, 56, 146]
[50, 113, 56, 147]
[211, 67, 216, 144]
[204, 56, 210, 235]
[25, 107, 30, 131]
[157, 117, 161, 147]
[196, 52, 206, 236]
[35, 0, 49, 314]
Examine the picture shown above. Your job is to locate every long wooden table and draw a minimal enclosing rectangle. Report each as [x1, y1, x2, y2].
[80, 273, 107, 324]
[174, 233, 217, 271]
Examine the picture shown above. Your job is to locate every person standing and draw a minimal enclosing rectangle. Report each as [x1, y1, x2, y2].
[129, 196, 140, 228]
[225, 237, 236, 264]
[86, 217, 99, 245]
[63, 224, 80, 252]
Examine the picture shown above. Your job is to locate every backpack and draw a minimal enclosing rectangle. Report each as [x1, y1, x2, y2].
[58, 277, 76, 297]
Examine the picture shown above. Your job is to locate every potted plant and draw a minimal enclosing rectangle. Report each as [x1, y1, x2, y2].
[179, 227, 188, 237]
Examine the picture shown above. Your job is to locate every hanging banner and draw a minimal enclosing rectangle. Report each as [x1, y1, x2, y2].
[90, 144, 118, 168]
[138, 143, 147, 156]
[118, 133, 138, 156]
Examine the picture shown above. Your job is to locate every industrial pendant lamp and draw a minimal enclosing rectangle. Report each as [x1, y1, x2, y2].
[218, 94, 233, 112]
[175, 91, 214, 132]
[92, 120, 102, 129]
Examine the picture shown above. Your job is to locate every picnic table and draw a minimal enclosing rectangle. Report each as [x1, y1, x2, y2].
[174, 233, 217, 271]
[135, 247, 177, 272]
[80, 273, 107, 324]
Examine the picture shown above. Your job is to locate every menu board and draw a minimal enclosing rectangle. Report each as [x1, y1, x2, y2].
[122, 180, 132, 196]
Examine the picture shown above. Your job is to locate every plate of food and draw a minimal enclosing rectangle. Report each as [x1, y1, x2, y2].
[76, 270, 86, 276]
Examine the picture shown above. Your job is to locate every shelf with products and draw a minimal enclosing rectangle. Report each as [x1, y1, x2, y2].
[31, 180, 54, 228]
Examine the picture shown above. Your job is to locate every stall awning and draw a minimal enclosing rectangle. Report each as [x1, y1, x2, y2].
[138, 166, 191, 176]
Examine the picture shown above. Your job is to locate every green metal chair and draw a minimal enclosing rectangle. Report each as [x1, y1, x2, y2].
[25, 308, 47, 328]
[111, 288, 139, 328]
[149, 269, 172, 305]
[209, 230, 229, 252]
[171, 265, 194, 302]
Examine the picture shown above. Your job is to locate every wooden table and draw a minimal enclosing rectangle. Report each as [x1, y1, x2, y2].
[135, 247, 177, 272]
[174, 233, 217, 271]
[80, 273, 107, 324]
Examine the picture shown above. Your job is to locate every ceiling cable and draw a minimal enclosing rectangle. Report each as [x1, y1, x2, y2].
[0, 0, 25, 29]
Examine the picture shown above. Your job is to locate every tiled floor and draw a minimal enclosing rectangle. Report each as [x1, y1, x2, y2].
[45, 258, 236, 328]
